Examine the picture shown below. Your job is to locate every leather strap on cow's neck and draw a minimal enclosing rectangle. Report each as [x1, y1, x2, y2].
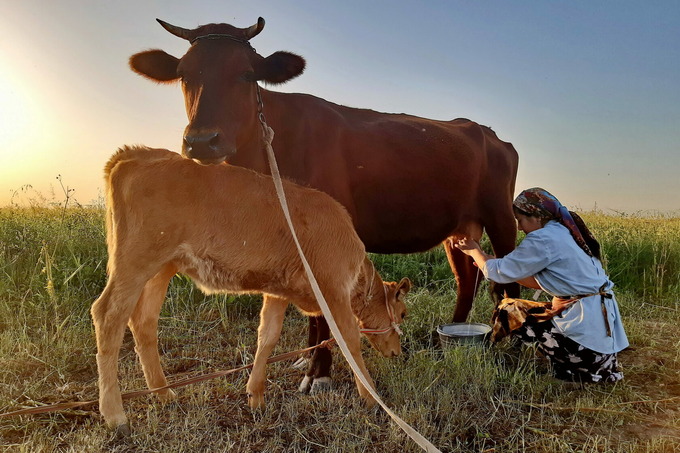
[191, 34, 255, 51]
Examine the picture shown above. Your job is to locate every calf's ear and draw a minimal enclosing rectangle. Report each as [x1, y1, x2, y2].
[396, 277, 412, 300]
[130, 50, 180, 83]
[253, 51, 306, 84]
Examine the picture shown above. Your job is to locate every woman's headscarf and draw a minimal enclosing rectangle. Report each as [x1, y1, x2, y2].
[513, 187, 594, 257]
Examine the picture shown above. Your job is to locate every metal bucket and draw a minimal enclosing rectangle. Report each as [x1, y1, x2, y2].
[437, 322, 491, 348]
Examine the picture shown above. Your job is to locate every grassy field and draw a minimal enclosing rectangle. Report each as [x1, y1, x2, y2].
[1, 205, 679, 452]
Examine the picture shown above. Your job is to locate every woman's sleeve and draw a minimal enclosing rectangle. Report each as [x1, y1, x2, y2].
[481, 233, 553, 284]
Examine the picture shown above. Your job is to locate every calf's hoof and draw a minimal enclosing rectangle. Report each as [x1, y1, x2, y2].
[114, 423, 132, 439]
[247, 392, 265, 410]
[362, 394, 377, 409]
[309, 377, 332, 395]
[157, 388, 177, 403]
[103, 411, 129, 433]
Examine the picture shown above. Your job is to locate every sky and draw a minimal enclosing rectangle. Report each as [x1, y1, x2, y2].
[0, 0, 678, 213]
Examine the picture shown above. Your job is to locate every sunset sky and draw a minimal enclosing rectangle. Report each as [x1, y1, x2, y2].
[1, 1, 678, 212]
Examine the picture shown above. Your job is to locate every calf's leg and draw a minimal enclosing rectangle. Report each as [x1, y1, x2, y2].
[128, 263, 178, 401]
[91, 276, 148, 430]
[246, 295, 288, 409]
[328, 297, 377, 408]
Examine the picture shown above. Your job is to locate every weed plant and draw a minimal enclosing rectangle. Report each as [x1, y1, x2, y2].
[1, 206, 679, 452]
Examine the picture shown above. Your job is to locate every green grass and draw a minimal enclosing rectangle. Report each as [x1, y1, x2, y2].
[1, 206, 679, 452]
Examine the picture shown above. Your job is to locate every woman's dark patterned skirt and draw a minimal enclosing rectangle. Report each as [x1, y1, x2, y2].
[514, 320, 624, 383]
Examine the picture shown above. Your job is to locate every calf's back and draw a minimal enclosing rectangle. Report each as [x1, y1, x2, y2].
[105, 146, 365, 302]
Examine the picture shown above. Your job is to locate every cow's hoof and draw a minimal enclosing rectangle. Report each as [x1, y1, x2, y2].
[298, 375, 313, 393]
[310, 377, 332, 394]
[114, 423, 131, 439]
[292, 357, 310, 370]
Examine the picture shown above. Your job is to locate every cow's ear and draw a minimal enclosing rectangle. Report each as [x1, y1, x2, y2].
[129, 50, 180, 83]
[396, 277, 412, 300]
[253, 51, 305, 85]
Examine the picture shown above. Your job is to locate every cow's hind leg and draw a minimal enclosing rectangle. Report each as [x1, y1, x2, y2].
[299, 316, 333, 394]
[128, 263, 178, 401]
[296, 316, 317, 389]
[91, 275, 149, 432]
[247, 295, 288, 409]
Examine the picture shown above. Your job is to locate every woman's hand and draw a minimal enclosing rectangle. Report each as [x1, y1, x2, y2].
[453, 237, 481, 255]
[452, 237, 493, 270]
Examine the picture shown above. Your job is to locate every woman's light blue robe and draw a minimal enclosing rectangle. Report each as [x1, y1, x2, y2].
[483, 221, 628, 354]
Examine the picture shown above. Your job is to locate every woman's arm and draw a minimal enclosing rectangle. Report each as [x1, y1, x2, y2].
[453, 238, 494, 268]
[455, 238, 542, 289]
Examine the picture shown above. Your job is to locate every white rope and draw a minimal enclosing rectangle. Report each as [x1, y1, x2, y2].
[261, 126, 441, 453]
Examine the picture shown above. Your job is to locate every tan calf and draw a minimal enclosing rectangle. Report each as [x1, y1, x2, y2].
[92, 146, 410, 432]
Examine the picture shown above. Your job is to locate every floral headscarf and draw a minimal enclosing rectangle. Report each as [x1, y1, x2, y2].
[513, 187, 593, 257]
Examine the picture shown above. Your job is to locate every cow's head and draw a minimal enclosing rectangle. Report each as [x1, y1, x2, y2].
[130, 18, 305, 164]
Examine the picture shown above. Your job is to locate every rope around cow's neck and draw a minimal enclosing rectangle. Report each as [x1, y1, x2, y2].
[257, 113, 440, 453]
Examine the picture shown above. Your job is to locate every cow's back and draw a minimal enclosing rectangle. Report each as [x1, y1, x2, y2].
[254, 93, 517, 253]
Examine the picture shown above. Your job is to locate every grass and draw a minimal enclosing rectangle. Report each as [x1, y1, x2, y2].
[1, 205, 679, 452]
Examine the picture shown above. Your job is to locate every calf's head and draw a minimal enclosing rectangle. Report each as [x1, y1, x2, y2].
[129, 18, 305, 164]
[353, 260, 410, 357]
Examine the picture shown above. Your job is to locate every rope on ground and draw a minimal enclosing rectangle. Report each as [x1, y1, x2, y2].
[0, 340, 335, 418]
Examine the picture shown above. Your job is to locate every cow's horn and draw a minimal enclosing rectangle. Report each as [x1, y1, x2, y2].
[244, 17, 265, 40]
[156, 19, 193, 41]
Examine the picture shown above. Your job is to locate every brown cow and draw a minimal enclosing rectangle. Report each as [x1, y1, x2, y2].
[129, 17, 519, 392]
[92, 145, 410, 432]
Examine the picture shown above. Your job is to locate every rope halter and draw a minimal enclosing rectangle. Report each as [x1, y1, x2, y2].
[358, 266, 404, 337]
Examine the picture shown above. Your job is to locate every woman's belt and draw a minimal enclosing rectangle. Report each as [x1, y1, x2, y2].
[554, 283, 612, 337]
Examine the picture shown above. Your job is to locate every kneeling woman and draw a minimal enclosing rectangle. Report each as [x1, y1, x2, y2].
[455, 188, 628, 383]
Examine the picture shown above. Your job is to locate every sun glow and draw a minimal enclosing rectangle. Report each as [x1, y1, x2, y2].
[0, 68, 60, 205]
[0, 75, 33, 147]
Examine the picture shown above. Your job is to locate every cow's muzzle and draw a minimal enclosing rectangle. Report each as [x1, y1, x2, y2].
[182, 131, 236, 164]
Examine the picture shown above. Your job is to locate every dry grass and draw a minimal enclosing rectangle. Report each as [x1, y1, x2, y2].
[1, 207, 679, 452]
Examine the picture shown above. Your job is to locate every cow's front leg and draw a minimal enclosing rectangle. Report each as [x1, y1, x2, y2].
[246, 295, 287, 409]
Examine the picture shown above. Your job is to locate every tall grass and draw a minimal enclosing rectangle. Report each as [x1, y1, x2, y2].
[582, 212, 680, 304]
[1, 206, 679, 452]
